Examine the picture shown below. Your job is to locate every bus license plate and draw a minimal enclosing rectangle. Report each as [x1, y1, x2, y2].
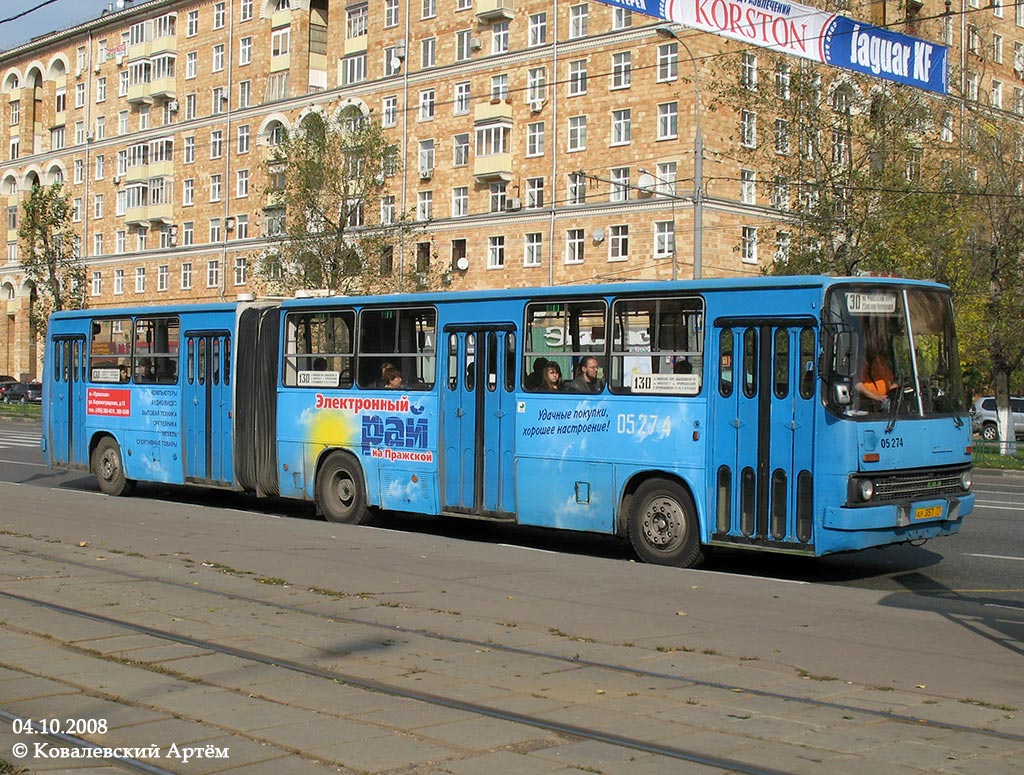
[913, 505, 943, 520]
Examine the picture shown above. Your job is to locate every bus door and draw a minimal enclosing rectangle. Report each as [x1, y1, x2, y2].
[49, 336, 88, 467]
[183, 330, 233, 485]
[710, 318, 817, 551]
[440, 324, 517, 519]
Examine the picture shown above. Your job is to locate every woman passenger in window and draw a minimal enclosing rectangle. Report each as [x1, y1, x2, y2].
[382, 365, 403, 389]
[540, 362, 563, 392]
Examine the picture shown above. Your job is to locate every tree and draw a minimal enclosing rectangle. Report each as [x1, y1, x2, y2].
[18, 182, 86, 336]
[257, 107, 436, 296]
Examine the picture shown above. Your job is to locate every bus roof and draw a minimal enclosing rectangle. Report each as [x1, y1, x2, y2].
[48, 275, 949, 320]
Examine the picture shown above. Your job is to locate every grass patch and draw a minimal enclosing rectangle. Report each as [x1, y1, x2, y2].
[973, 441, 1024, 470]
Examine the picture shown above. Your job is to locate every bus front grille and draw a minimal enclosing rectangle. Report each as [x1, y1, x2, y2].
[872, 470, 965, 503]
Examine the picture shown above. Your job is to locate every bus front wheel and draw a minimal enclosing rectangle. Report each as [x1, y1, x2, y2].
[317, 453, 371, 524]
[92, 438, 135, 497]
[628, 479, 704, 568]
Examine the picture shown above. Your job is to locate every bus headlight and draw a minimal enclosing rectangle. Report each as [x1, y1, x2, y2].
[856, 479, 874, 502]
[960, 470, 972, 491]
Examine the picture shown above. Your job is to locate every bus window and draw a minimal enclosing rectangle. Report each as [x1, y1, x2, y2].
[89, 317, 133, 383]
[212, 337, 221, 385]
[523, 298, 606, 391]
[135, 317, 180, 384]
[773, 328, 789, 399]
[223, 336, 231, 386]
[609, 296, 703, 394]
[504, 333, 516, 392]
[742, 328, 758, 398]
[283, 310, 354, 388]
[718, 329, 733, 397]
[358, 307, 436, 389]
[799, 327, 816, 399]
[465, 333, 476, 391]
[486, 332, 498, 392]
[187, 338, 195, 384]
[447, 333, 459, 391]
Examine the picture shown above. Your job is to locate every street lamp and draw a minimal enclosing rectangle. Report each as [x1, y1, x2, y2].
[655, 24, 703, 280]
[638, 167, 679, 280]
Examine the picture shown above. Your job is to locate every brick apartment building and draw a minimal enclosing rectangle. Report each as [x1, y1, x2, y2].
[0, 0, 1004, 379]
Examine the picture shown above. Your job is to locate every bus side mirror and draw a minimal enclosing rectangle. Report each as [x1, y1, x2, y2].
[834, 382, 852, 406]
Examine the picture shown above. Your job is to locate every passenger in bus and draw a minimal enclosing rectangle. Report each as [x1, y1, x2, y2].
[540, 362, 563, 392]
[855, 344, 897, 409]
[119, 365, 130, 383]
[375, 361, 396, 387]
[524, 357, 548, 390]
[382, 365, 403, 389]
[565, 356, 604, 394]
[312, 357, 328, 371]
[673, 358, 692, 374]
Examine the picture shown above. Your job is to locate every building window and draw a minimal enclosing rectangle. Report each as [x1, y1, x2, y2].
[210, 129, 223, 159]
[213, 43, 225, 72]
[207, 259, 221, 287]
[658, 43, 678, 82]
[114, 269, 124, 295]
[657, 103, 678, 140]
[241, 0, 253, 21]
[487, 236, 505, 269]
[187, 9, 199, 36]
[272, 27, 291, 57]
[610, 167, 630, 202]
[385, 0, 399, 27]
[93, 233, 104, 256]
[568, 115, 587, 151]
[344, 54, 366, 85]
[527, 67, 547, 103]
[567, 172, 586, 205]
[237, 124, 250, 154]
[741, 110, 757, 148]
[382, 96, 398, 127]
[654, 221, 674, 259]
[455, 30, 472, 62]
[611, 52, 632, 89]
[452, 186, 468, 217]
[183, 178, 194, 206]
[419, 37, 436, 68]
[347, 4, 368, 37]
[453, 133, 469, 166]
[454, 81, 470, 115]
[526, 122, 544, 157]
[568, 60, 587, 96]
[609, 225, 629, 262]
[91, 271, 102, 296]
[157, 265, 169, 292]
[492, 21, 509, 54]
[491, 74, 509, 101]
[566, 229, 585, 264]
[419, 89, 435, 121]
[181, 262, 193, 290]
[611, 109, 631, 145]
[234, 256, 247, 284]
[741, 52, 758, 90]
[526, 177, 545, 208]
[742, 226, 758, 264]
[569, 4, 589, 38]
[239, 36, 252, 65]
[524, 233, 543, 267]
[417, 190, 433, 220]
[489, 182, 507, 212]
[94, 194, 104, 218]
[182, 223, 194, 246]
[135, 267, 146, 294]
[740, 169, 756, 204]
[239, 81, 251, 108]
[529, 13, 547, 46]
[210, 174, 222, 202]
[236, 169, 249, 197]
[422, 0, 436, 18]
[418, 139, 435, 176]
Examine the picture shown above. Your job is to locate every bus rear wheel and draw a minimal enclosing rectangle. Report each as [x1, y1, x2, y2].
[628, 479, 704, 568]
[92, 437, 135, 497]
[317, 453, 371, 524]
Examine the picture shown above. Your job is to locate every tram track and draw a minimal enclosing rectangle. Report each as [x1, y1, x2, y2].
[2, 543, 1022, 754]
[2, 588, 806, 775]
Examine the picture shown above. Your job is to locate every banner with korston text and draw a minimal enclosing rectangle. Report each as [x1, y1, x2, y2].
[596, 0, 948, 95]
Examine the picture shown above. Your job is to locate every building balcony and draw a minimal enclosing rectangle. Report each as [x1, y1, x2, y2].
[125, 40, 153, 61]
[271, 53, 290, 72]
[147, 202, 173, 223]
[148, 77, 175, 100]
[127, 82, 154, 105]
[124, 205, 150, 226]
[476, 0, 514, 22]
[474, 153, 513, 182]
[345, 34, 368, 55]
[474, 100, 512, 123]
[149, 160, 173, 179]
[124, 165, 149, 184]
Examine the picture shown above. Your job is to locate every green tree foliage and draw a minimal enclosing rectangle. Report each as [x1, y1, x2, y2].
[257, 107, 435, 296]
[17, 182, 86, 336]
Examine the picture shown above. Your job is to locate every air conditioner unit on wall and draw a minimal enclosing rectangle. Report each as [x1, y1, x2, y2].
[167, 100, 179, 112]
[419, 169, 433, 180]
[529, 100, 543, 112]
[470, 37, 482, 50]
[506, 197, 521, 211]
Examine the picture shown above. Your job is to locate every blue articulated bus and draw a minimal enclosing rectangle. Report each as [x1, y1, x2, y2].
[42, 276, 974, 568]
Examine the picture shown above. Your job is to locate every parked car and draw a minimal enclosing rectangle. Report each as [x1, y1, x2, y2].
[0, 377, 16, 401]
[970, 396, 1024, 441]
[2, 381, 42, 404]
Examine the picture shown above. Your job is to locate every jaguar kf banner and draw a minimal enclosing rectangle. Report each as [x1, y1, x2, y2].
[598, 0, 948, 95]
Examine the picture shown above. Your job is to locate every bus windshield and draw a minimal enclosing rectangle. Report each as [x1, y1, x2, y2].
[824, 285, 966, 419]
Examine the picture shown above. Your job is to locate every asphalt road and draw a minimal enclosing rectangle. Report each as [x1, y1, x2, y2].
[0, 419, 1020, 609]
